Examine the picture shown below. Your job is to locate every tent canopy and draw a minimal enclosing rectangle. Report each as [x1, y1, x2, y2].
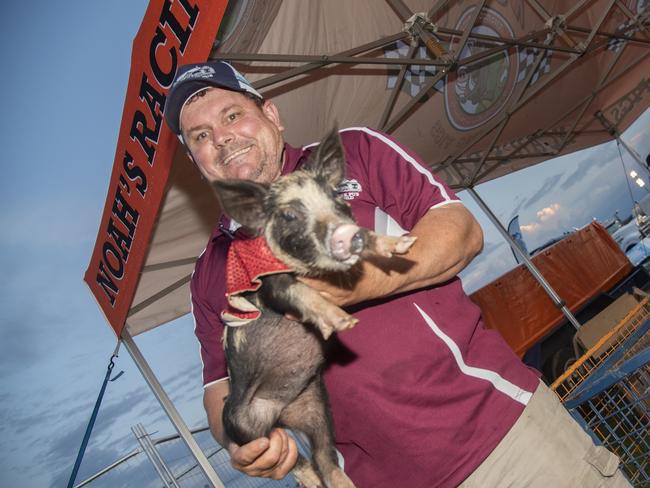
[85, 0, 649, 338]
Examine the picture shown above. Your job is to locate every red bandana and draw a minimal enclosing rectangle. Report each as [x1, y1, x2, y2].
[222, 236, 291, 326]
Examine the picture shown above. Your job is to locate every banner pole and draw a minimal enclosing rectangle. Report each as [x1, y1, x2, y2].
[121, 329, 225, 487]
[595, 111, 648, 174]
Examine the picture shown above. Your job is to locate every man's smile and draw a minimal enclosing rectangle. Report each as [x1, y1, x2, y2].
[221, 145, 253, 166]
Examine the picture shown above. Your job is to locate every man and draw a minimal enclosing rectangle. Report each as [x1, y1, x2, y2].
[164, 60, 631, 487]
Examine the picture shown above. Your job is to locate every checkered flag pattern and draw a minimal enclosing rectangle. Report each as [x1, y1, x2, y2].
[384, 40, 445, 97]
[607, 18, 647, 52]
[608, 3, 648, 52]
[517, 45, 552, 85]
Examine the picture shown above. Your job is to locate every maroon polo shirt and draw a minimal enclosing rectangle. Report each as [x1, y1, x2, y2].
[191, 127, 539, 487]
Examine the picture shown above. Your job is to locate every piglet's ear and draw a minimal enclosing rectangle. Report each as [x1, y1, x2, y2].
[212, 179, 269, 233]
[303, 126, 345, 187]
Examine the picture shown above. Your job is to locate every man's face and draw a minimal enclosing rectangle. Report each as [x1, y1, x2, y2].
[180, 87, 285, 183]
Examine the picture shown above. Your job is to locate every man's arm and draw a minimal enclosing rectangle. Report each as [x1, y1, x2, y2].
[203, 380, 299, 480]
[300, 203, 483, 306]
[203, 381, 231, 447]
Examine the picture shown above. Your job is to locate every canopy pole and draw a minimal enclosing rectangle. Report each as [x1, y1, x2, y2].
[595, 111, 648, 171]
[121, 329, 225, 488]
[615, 135, 647, 170]
[466, 187, 582, 331]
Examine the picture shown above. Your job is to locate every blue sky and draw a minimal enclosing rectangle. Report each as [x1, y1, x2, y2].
[0, 3, 647, 488]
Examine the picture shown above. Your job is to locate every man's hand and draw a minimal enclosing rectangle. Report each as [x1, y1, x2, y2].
[204, 383, 298, 479]
[229, 428, 298, 480]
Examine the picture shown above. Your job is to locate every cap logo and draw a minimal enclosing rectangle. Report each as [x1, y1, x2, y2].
[234, 71, 251, 88]
[173, 66, 216, 87]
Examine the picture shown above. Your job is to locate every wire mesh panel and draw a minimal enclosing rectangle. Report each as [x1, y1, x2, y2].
[551, 298, 650, 487]
[152, 429, 301, 487]
[75, 427, 303, 487]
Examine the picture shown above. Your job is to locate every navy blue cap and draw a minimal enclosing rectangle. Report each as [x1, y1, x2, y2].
[165, 60, 263, 135]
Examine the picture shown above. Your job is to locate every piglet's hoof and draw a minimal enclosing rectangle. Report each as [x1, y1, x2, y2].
[323, 304, 359, 332]
[317, 310, 358, 340]
[376, 235, 417, 257]
[334, 314, 359, 331]
[393, 235, 417, 254]
[330, 469, 357, 488]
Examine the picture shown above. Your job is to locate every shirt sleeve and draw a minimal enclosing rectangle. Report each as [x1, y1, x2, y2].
[341, 127, 462, 231]
[190, 245, 229, 387]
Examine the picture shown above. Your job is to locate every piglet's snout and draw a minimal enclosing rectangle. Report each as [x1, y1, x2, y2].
[329, 223, 365, 260]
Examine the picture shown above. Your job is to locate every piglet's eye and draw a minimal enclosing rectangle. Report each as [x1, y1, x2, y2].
[281, 210, 297, 221]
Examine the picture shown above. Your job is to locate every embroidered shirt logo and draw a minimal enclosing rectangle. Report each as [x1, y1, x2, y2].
[337, 179, 362, 200]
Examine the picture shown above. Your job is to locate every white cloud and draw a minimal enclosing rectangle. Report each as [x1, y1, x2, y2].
[537, 203, 561, 221]
[521, 222, 541, 233]
[516, 204, 561, 237]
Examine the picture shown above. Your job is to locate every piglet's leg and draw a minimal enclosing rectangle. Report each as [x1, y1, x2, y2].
[362, 230, 417, 258]
[288, 282, 358, 340]
[281, 378, 357, 488]
[260, 275, 357, 340]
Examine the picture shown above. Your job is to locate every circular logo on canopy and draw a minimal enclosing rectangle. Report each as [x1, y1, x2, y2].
[445, 7, 519, 131]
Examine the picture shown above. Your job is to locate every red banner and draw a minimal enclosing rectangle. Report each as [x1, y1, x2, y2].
[84, 0, 226, 336]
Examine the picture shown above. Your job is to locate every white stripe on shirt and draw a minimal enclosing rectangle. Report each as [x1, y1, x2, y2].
[339, 127, 456, 203]
[414, 303, 533, 406]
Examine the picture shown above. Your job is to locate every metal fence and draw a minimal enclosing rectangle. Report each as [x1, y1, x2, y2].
[551, 298, 650, 487]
